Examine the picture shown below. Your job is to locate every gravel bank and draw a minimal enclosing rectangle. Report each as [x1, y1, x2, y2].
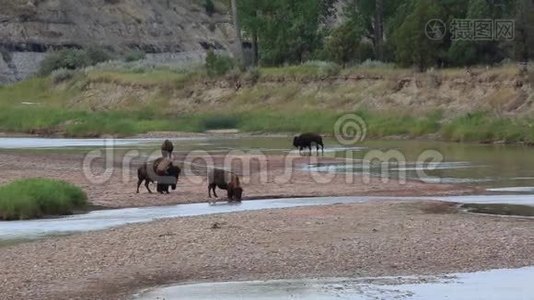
[0, 201, 532, 299]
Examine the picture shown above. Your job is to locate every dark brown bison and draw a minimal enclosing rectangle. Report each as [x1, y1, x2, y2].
[208, 168, 243, 204]
[293, 133, 324, 155]
[136, 157, 181, 194]
[161, 139, 174, 159]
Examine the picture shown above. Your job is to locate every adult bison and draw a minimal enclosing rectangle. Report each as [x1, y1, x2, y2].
[207, 168, 243, 204]
[293, 133, 324, 155]
[161, 139, 174, 159]
[136, 157, 181, 194]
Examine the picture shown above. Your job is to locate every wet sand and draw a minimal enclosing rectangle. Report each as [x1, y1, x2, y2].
[0, 151, 479, 209]
[0, 201, 532, 300]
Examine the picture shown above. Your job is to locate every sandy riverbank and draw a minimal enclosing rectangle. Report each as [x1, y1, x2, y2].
[0, 201, 532, 299]
[0, 150, 480, 209]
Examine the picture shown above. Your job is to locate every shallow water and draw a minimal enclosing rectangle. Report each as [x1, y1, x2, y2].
[1, 137, 534, 241]
[133, 266, 534, 300]
[1, 195, 534, 242]
[1, 137, 533, 190]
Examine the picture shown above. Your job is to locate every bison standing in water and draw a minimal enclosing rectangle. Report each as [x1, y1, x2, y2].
[161, 139, 174, 159]
[293, 133, 324, 155]
[207, 168, 243, 204]
[136, 157, 181, 194]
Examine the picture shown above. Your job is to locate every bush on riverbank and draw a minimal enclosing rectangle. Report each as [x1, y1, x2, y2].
[0, 179, 87, 220]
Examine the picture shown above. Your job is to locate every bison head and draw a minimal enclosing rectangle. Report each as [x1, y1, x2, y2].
[293, 136, 300, 148]
[232, 186, 243, 201]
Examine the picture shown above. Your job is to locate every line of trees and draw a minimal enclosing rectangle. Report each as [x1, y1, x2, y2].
[229, 0, 534, 70]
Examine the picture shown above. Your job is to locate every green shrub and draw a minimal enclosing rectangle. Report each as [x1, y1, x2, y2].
[85, 46, 114, 64]
[200, 115, 240, 130]
[39, 47, 113, 76]
[205, 50, 235, 77]
[50, 68, 77, 84]
[320, 62, 341, 77]
[124, 49, 146, 62]
[0, 178, 87, 220]
[204, 0, 215, 16]
[0, 47, 11, 62]
[243, 67, 261, 84]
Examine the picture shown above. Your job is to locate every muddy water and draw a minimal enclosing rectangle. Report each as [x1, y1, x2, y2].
[133, 266, 534, 300]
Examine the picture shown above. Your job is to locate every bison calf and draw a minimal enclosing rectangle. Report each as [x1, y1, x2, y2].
[207, 169, 243, 204]
[137, 157, 181, 194]
[293, 133, 324, 155]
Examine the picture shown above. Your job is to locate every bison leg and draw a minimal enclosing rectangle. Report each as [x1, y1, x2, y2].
[227, 188, 233, 201]
[145, 180, 153, 193]
[212, 185, 218, 198]
[208, 184, 218, 205]
[208, 183, 218, 198]
[136, 179, 143, 193]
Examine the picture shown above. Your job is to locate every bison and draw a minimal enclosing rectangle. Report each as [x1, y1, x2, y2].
[207, 168, 243, 204]
[136, 157, 181, 194]
[161, 139, 174, 159]
[293, 133, 324, 155]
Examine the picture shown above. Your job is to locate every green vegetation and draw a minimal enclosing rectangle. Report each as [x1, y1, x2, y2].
[0, 179, 87, 220]
[0, 64, 532, 144]
[442, 113, 534, 144]
[204, 0, 215, 16]
[205, 50, 235, 77]
[461, 203, 534, 217]
[39, 47, 114, 76]
[236, 0, 530, 69]
[124, 50, 146, 62]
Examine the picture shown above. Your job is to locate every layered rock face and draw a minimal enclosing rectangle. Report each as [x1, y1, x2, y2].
[0, 0, 235, 83]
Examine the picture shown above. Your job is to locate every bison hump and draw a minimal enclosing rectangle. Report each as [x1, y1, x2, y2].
[154, 158, 173, 175]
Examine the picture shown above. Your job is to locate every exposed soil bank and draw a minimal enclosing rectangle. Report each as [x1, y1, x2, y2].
[0, 201, 532, 300]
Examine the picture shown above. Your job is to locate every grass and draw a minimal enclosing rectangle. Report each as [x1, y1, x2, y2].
[0, 179, 88, 220]
[0, 63, 531, 143]
[442, 112, 534, 144]
[86, 69, 195, 89]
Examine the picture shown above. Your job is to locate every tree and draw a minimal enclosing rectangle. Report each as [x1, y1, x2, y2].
[447, 0, 502, 66]
[325, 5, 365, 66]
[326, 23, 362, 66]
[393, 0, 445, 71]
[237, 0, 334, 66]
[231, 0, 245, 66]
[515, 0, 534, 64]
